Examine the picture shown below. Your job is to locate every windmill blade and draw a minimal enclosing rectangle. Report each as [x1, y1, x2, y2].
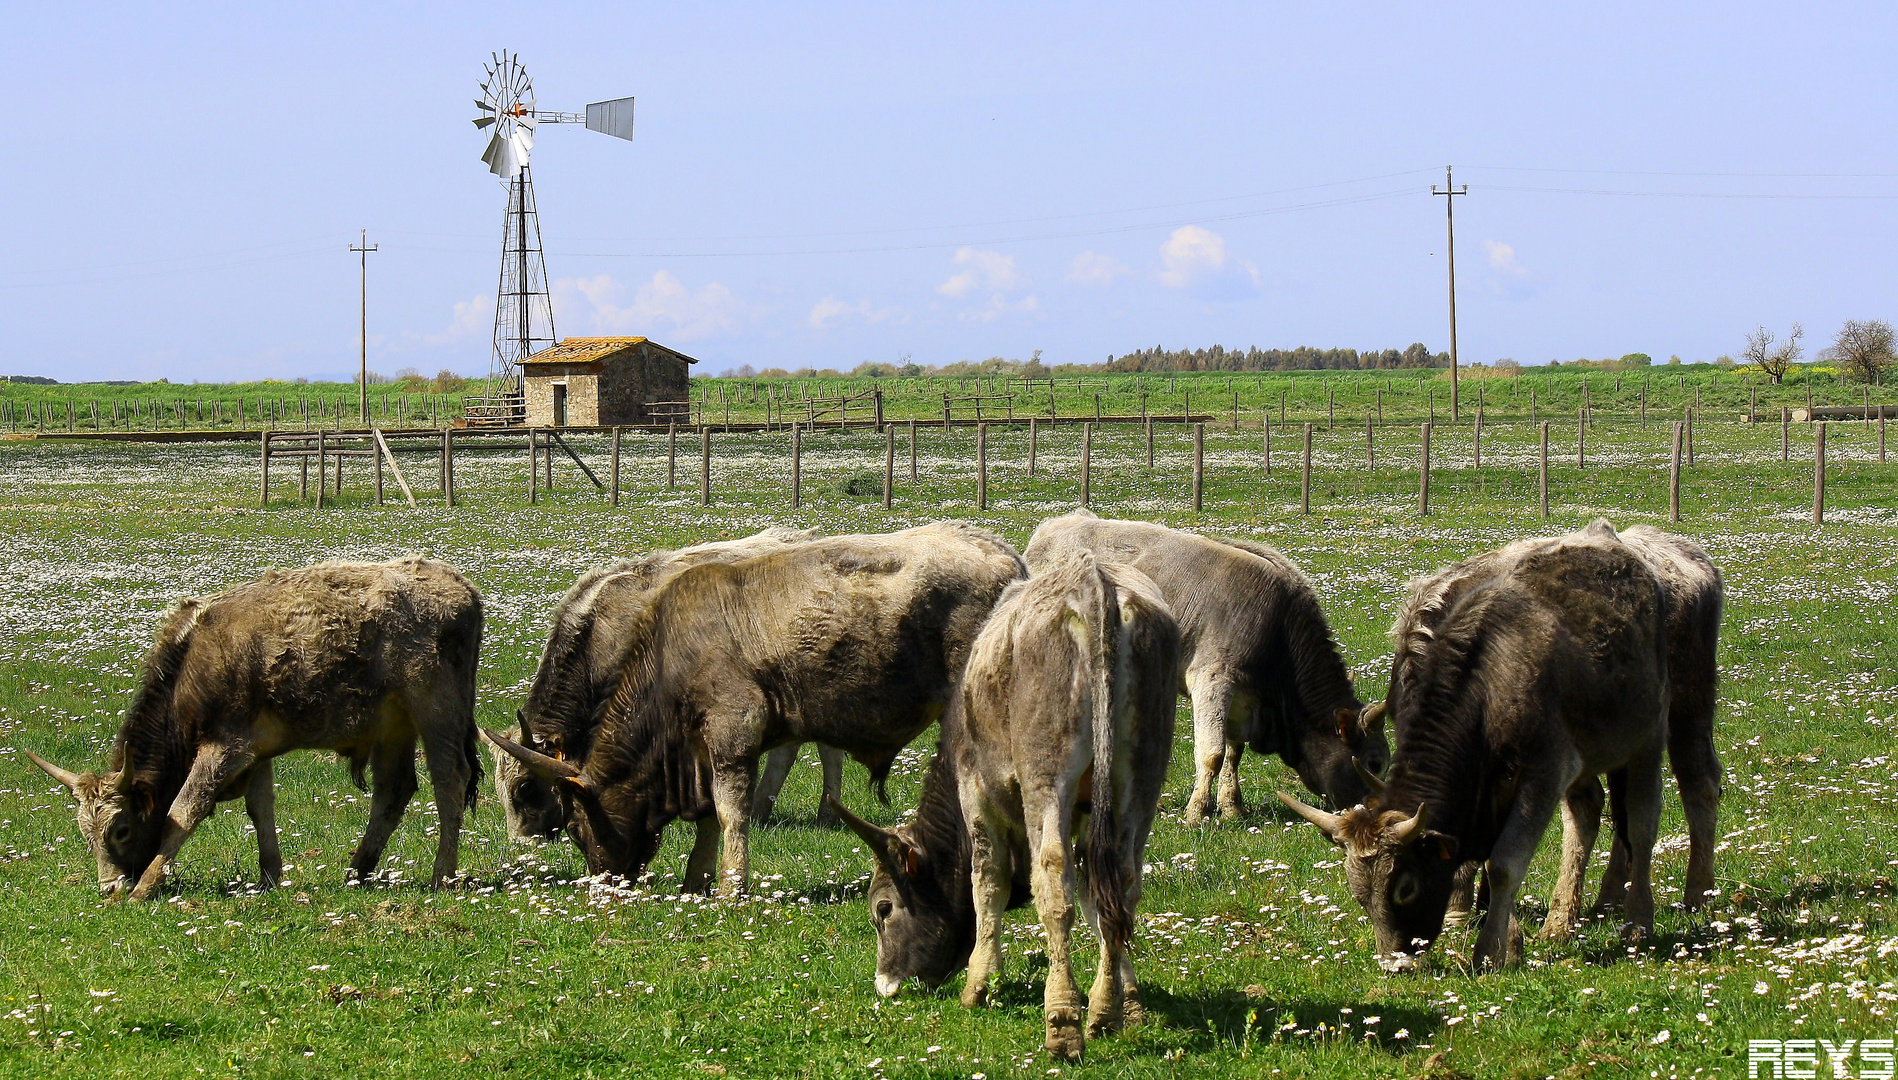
[483, 131, 523, 177]
[473, 116, 496, 129]
[584, 97, 637, 142]
[516, 113, 537, 130]
[475, 99, 495, 112]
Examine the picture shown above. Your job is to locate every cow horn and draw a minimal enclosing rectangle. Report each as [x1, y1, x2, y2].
[1353, 758, 1386, 794]
[1277, 791, 1345, 840]
[481, 728, 579, 783]
[1390, 803, 1431, 845]
[828, 796, 902, 871]
[25, 750, 84, 792]
[1359, 700, 1387, 738]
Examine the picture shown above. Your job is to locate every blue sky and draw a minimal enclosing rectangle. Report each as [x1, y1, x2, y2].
[6, 3, 1896, 380]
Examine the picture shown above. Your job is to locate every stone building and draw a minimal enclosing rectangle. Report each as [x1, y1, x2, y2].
[520, 337, 696, 427]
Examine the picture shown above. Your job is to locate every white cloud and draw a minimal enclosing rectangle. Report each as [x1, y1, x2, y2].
[554, 271, 747, 341]
[1066, 251, 1130, 288]
[1159, 225, 1226, 288]
[1484, 240, 1529, 277]
[419, 294, 492, 347]
[937, 248, 1026, 298]
[808, 297, 905, 330]
[959, 294, 1042, 324]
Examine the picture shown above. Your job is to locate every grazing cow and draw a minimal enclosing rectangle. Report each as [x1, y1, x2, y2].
[487, 522, 1025, 894]
[1365, 522, 1724, 932]
[28, 558, 482, 900]
[1283, 524, 1669, 971]
[495, 527, 839, 841]
[1024, 509, 1379, 822]
[834, 553, 1179, 1061]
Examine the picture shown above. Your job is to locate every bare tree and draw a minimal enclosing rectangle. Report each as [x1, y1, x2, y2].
[1743, 323, 1803, 384]
[1830, 319, 1896, 385]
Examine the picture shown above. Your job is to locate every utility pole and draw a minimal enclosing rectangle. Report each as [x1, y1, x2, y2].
[350, 229, 379, 423]
[1433, 166, 1468, 422]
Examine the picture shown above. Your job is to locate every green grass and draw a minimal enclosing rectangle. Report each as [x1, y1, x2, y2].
[2, 405, 1897, 1078]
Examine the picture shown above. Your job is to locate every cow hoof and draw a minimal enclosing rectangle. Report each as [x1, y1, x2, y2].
[960, 982, 991, 1009]
[1182, 805, 1209, 828]
[1217, 799, 1245, 820]
[1120, 996, 1148, 1028]
[1620, 921, 1652, 945]
[814, 808, 839, 829]
[1086, 1006, 1122, 1040]
[1538, 911, 1575, 942]
[1044, 1008, 1084, 1062]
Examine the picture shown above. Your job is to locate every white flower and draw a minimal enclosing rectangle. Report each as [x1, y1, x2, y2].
[1651, 1030, 1671, 1045]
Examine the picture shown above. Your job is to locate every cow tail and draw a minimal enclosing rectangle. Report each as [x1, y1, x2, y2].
[1076, 559, 1133, 955]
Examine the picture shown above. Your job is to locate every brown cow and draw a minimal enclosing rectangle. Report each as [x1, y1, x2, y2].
[28, 558, 482, 899]
[488, 522, 1025, 894]
[836, 552, 1179, 1061]
[1285, 525, 1670, 971]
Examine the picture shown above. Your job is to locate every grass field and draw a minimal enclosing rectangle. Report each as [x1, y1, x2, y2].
[2, 402, 1896, 1078]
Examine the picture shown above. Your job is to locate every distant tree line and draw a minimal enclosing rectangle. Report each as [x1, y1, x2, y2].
[1101, 343, 1448, 373]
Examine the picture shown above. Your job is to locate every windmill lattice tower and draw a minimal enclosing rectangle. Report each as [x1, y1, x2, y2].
[467, 50, 635, 426]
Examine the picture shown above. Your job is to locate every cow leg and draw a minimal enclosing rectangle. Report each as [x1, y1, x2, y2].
[711, 760, 758, 895]
[1182, 672, 1233, 826]
[815, 746, 844, 827]
[1542, 777, 1605, 941]
[682, 817, 719, 894]
[1472, 782, 1564, 972]
[129, 744, 255, 900]
[1217, 739, 1246, 819]
[750, 744, 797, 825]
[418, 726, 471, 888]
[1441, 862, 1479, 929]
[1670, 718, 1723, 911]
[346, 740, 418, 884]
[1026, 807, 1085, 1061]
[1592, 769, 1632, 916]
[1615, 740, 1666, 944]
[244, 759, 281, 889]
[961, 811, 1011, 1009]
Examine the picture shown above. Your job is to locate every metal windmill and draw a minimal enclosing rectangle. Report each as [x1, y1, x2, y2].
[473, 50, 636, 393]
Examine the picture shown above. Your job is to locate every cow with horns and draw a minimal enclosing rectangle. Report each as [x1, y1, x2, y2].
[1283, 523, 1671, 971]
[834, 552, 1180, 1061]
[485, 522, 1025, 894]
[29, 558, 483, 899]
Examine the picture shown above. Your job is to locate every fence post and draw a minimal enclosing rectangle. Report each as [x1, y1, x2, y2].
[667, 422, 678, 488]
[1301, 422, 1313, 514]
[1669, 421, 1683, 522]
[374, 433, 384, 505]
[792, 425, 802, 508]
[1578, 407, 1586, 468]
[299, 440, 309, 500]
[1685, 406, 1695, 466]
[1145, 416, 1154, 469]
[1539, 421, 1549, 518]
[1782, 407, 1790, 462]
[883, 425, 894, 509]
[1749, 386, 1757, 425]
[1192, 423, 1204, 512]
[1418, 423, 1431, 516]
[977, 422, 988, 511]
[1814, 421, 1827, 524]
[908, 419, 918, 481]
[1365, 413, 1374, 470]
[1081, 422, 1092, 508]
[1473, 410, 1482, 468]
[1029, 416, 1039, 476]
[610, 427, 622, 506]
[1882, 408, 1888, 463]
[1327, 387, 1335, 430]
[259, 432, 270, 507]
[700, 428, 712, 506]
[444, 429, 455, 507]
[316, 430, 327, 509]
[527, 428, 538, 504]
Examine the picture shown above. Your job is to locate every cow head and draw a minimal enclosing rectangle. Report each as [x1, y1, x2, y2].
[482, 730, 664, 879]
[1297, 701, 1390, 809]
[490, 718, 567, 842]
[27, 750, 163, 895]
[1280, 793, 1459, 971]
[830, 797, 970, 997]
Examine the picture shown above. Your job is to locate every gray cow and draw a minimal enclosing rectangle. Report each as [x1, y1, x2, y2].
[494, 527, 840, 841]
[1024, 510, 1380, 821]
[1284, 523, 1670, 972]
[835, 552, 1179, 1061]
[29, 557, 482, 899]
[488, 522, 1026, 894]
[1370, 522, 1723, 933]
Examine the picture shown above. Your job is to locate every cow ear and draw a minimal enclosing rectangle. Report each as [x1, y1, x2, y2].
[1420, 830, 1459, 862]
[1334, 709, 1354, 745]
[895, 838, 921, 878]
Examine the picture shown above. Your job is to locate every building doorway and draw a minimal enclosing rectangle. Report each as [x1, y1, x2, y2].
[552, 383, 568, 427]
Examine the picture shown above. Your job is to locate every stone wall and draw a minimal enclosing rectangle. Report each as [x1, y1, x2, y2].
[524, 371, 601, 426]
[600, 346, 691, 424]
